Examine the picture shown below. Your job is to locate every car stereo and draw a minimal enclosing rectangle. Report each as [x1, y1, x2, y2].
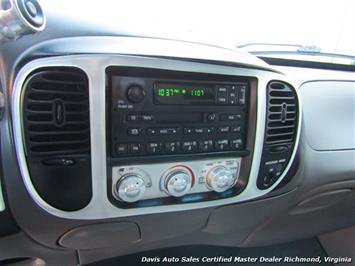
[108, 68, 250, 159]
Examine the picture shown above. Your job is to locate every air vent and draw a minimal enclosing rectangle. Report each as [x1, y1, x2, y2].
[23, 68, 90, 156]
[265, 81, 298, 145]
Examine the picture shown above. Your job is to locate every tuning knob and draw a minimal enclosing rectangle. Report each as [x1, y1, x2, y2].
[115, 174, 146, 202]
[206, 166, 236, 192]
[163, 167, 193, 197]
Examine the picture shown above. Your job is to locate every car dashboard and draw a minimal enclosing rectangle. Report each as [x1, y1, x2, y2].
[0, 34, 354, 265]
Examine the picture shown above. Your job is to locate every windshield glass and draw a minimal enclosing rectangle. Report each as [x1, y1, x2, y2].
[45, 0, 355, 61]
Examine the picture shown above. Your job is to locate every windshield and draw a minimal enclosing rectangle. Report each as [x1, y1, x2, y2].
[45, 0, 355, 61]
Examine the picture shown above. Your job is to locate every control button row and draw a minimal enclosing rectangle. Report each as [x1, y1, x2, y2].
[115, 139, 244, 155]
[216, 84, 247, 105]
[128, 124, 241, 137]
[126, 114, 154, 122]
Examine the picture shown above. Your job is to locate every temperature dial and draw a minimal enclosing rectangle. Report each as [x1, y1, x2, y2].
[206, 166, 236, 192]
[163, 167, 193, 197]
[115, 174, 146, 202]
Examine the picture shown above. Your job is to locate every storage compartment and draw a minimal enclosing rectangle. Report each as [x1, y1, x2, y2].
[58, 222, 141, 250]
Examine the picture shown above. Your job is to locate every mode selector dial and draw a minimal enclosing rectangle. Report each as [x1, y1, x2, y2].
[115, 174, 146, 202]
[126, 85, 145, 103]
[163, 167, 194, 197]
[206, 166, 236, 192]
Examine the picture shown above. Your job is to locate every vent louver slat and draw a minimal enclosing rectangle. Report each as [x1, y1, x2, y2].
[266, 81, 298, 145]
[23, 68, 90, 156]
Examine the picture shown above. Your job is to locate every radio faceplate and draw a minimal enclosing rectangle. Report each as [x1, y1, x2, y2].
[108, 67, 251, 160]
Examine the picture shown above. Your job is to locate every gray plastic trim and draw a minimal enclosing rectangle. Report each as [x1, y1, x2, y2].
[300, 81, 355, 151]
[12, 54, 302, 219]
[0, 178, 4, 212]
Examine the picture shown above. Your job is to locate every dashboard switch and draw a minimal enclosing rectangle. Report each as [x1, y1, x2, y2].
[127, 128, 141, 136]
[129, 143, 141, 153]
[199, 140, 213, 152]
[182, 141, 198, 152]
[215, 139, 229, 151]
[207, 113, 217, 122]
[162, 166, 194, 197]
[206, 166, 236, 192]
[238, 85, 246, 105]
[165, 142, 180, 153]
[115, 174, 146, 202]
[115, 143, 127, 154]
[230, 139, 243, 150]
[146, 142, 162, 154]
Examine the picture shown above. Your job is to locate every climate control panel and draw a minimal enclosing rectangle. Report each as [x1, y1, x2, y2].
[111, 158, 241, 204]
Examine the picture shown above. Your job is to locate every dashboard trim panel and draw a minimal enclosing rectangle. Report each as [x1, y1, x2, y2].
[12, 54, 302, 219]
[0, 179, 5, 212]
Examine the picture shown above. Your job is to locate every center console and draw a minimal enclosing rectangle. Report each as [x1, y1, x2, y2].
[107, 67, 257, 207]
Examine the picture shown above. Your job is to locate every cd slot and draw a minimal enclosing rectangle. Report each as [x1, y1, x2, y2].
[155, 113, 203, 124]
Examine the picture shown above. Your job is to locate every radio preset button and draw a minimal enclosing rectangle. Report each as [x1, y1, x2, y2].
[230, 139, 243, 150]
[165, 142, 181, 153]
[127, 128, 142, 136]
[215, 139, 229, 151]
[129, 143, 142, 153]
[147, 142, 162, 154]
[198, 140, 213, 152]
[182, 141, 198, 152]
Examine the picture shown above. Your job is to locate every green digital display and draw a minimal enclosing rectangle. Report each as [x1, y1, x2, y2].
[157, 87, 205, 97]
[154, 83, 215, 105]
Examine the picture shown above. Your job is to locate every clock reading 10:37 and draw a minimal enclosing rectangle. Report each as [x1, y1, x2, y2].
[157, 87, 206, 97]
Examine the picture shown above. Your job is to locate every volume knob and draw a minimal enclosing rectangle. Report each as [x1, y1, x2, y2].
[164, 168, 193, 197]
[115, 174, 146, 202]
[126, 85, 145, 103]
[206, 166, 236, 192]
